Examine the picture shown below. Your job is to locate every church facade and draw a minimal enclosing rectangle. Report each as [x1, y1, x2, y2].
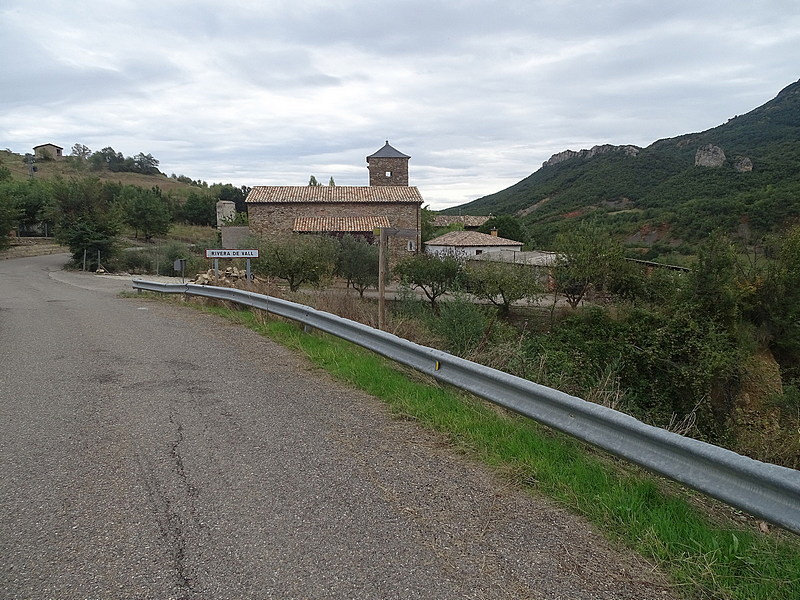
[246, 141, 423, 256]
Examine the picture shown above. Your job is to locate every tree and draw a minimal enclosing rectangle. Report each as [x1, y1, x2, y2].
[48, 178, 121, 268]
[0, 189, 21, 248]
[420, 205, 437, 242]
[552, 222, 624, 308]
[211, 183, 250, 212]
[70, 144, 91, 160]
[752, 226, 800, 369]
[685, 230, 742, 328]
[328, 177, 336, 187]
[180, 192, 216, 226]
[90, 147, 124, 171]
[308, 175, 322, 186]
[394, 252, 464, 310]
[254, 234, 338, 291]
[118, 185, 172, 241]
[478, 215, 528, 245]
[133, 153, 160, 175]
[2, 179, 52, 232]
[336, 235, 379, 297]
[465, 259, 542, 315]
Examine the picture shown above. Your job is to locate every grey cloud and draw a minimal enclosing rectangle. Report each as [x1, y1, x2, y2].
[2, 0, 799, 209]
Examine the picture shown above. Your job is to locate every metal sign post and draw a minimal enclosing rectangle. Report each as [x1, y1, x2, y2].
[173, 258, 186, 283]
[204, 249, 259, 287]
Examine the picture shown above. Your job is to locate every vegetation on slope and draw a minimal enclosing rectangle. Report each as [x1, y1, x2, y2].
[446, 79, 800, 251]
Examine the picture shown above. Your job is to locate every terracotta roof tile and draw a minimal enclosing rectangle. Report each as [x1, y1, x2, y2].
[246, 186, 423, 204]
[425, 230, 523, 247]
[293, 216, 390, 232]
[432, 215, 491, 228]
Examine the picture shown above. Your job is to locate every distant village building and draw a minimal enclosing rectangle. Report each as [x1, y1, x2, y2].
[431, 215, 491, 230]
[424, 230, 523, 257]
[33, 144, 63, 160]
[473, 249, 561, 267]
[246, 142, 422, 257]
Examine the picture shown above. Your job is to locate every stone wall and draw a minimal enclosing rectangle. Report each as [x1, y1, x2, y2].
[216, 201, 236, 227]
[220, 226, 250, 249]
[367, 157, 409, 186]
[248, 201, 420, 260]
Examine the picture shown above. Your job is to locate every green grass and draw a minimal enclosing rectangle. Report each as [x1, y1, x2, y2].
[182, 300, 800, 600]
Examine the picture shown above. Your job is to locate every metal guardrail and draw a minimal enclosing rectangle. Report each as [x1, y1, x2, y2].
[132, 279, 800, 534]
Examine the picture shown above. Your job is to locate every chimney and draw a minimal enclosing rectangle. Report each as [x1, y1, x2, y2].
[490, 228, 498, 237]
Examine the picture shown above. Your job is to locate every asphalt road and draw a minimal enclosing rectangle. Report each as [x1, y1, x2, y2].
[0, 254, 676, 599]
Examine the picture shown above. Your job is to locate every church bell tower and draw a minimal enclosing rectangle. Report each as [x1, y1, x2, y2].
[366, 141, 410, 186]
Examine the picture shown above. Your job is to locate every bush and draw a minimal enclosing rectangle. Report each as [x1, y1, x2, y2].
[426, 294, 490, 357]
[113, 248, 152, 273]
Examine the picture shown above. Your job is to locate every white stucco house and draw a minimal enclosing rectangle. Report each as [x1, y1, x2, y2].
[424, 230, 523, 258]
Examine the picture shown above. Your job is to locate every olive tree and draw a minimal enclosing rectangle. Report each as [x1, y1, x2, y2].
[465, 259, 542, 315]
[552, 222, 624, 309]
[394, 252, 464, 310]
[254, 234, 338, 292]
[336, 235, 379, 297]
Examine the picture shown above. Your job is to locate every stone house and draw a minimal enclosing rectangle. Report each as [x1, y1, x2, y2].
[424, 230, 523, 258]
[246, 142, 423, 257]
[33, 143, 63, 160]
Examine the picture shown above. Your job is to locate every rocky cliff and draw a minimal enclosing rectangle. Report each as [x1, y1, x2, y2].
[542, 144, 641, 168]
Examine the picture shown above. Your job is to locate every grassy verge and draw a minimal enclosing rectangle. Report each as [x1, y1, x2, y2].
[186, 299, 800, 600]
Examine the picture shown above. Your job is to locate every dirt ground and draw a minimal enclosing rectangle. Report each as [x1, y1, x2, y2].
[0, 237, 69, 260]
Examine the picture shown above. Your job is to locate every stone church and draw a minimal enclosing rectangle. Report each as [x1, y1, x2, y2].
[246, 141, 423, 256]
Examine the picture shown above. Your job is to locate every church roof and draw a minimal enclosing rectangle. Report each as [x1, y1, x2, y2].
[293, 216, 390, 232]
[246, 185, 422, 204]
[366, 141, 410, 159]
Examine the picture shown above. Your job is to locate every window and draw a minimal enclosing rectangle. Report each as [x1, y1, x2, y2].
[406, 240, 417, 252]
[475, 249, 483, 255]
[385, 171, 392, 177]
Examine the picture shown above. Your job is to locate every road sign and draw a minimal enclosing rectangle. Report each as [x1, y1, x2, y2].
[372, 227, 418, 239]
[205, 249, 259, 258]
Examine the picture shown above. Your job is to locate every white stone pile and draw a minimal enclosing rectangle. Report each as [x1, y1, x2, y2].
[192, 266, 250, 285]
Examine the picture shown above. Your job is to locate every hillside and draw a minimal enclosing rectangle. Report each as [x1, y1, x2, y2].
[447, 79, 800, 252]
[0, 149, 200, 198]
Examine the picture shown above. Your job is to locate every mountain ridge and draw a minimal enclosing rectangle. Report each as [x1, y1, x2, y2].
[445, 79, 800, 252]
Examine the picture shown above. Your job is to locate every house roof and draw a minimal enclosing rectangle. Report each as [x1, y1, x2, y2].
[425, 230, 523, 247]
[33, 143, 63, 150]
[293, 216, 390, 232]
[366, 141, 410, 159]
[474, 250, 561, 266]
[246, 185, 423, 204]
[432, 215, 491, 228]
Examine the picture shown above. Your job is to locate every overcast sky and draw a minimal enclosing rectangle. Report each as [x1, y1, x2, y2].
[1, 1, 798, 210]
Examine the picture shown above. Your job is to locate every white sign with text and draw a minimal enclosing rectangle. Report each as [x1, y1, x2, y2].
[205, 249, 259, 258]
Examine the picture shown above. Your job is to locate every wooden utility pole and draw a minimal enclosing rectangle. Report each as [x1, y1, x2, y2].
[375, 227, 419, 331]
[378, 228, 387, 330]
